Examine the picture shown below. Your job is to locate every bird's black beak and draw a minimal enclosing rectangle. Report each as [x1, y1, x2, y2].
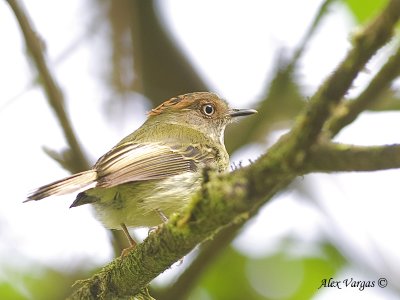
[229, 108, 258, 118]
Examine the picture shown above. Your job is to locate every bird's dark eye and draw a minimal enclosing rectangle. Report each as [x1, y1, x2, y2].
[201, 104, 215, 116]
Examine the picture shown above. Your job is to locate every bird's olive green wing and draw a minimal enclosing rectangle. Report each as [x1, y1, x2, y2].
[94, 142, 214, 188]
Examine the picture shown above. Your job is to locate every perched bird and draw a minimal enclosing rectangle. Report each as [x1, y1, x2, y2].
[26, 92, 257, 250]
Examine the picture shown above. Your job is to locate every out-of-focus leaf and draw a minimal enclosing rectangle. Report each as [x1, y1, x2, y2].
[190, 241, 344, 300]
[244, 243, 344, 300]
[0, 283, 26, 300]
[0, 265, 92, 300]
[190, 247, 264, 300]
[289, 243, 345, 300]
[25, 268, 76, 299]
[343, 0, 386, 23]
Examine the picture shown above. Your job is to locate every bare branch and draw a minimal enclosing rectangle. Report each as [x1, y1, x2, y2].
[306, 143, 400, 172]
[6, 0, 89, 172]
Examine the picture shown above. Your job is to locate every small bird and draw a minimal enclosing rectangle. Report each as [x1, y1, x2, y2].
[26, 92, 257, 250]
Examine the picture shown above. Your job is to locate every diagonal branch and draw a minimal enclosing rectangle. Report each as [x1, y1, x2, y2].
[323, 42, 400, 138]
[6, 0, 89, 172]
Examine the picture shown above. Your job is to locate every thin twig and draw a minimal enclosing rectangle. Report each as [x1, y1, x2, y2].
[290, 0, 337, 69]
[6, 0, 89, 172]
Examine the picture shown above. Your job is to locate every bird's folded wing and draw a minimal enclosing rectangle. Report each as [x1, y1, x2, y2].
[94, 142, 213, 188]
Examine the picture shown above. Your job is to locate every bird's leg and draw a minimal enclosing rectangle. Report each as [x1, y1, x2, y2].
[156, 208, 168, 223]
[151, 209, 184, 265]
[148, 209, 168, 235]
[121, 223, 137, 257]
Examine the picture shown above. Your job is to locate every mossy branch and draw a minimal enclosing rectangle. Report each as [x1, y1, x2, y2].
[306, 143, 400, 172]
[68, 1, 400, 299]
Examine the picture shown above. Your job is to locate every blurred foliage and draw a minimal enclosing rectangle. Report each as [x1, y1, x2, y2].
[0, 265, 90, 300]
[0, 282, 25, 300]
[186, 241, 344, 300]
[343, 0, 386, 23]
